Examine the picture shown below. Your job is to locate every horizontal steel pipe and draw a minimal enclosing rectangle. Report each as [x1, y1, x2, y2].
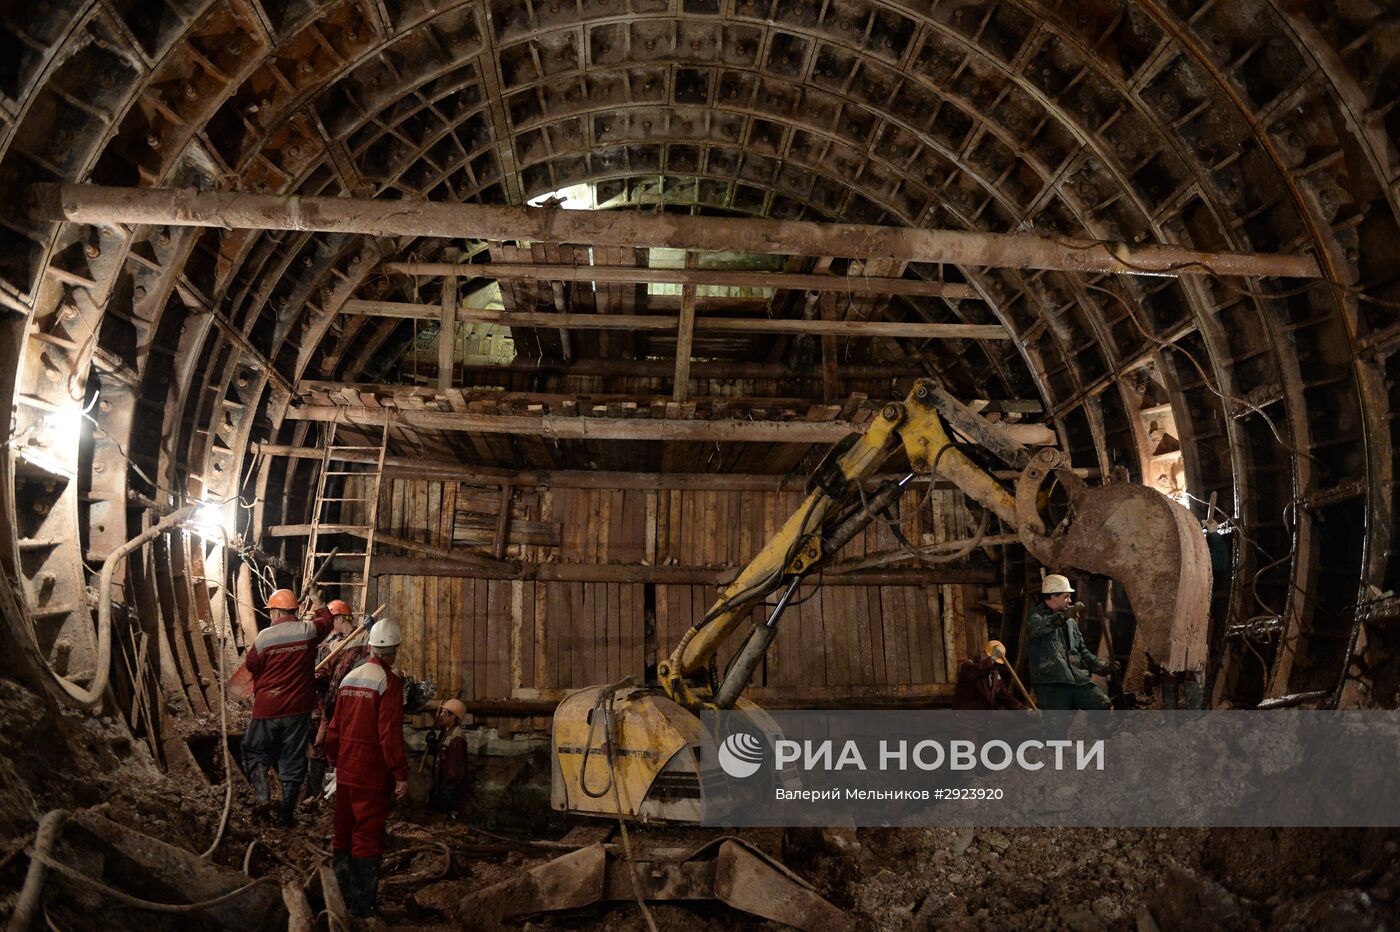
[28, 184, 1322, 278]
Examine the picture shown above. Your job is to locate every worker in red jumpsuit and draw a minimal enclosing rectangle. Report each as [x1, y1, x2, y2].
[952, 640, 1029, 711]
[428, 698, 470, 815]
[243, 588, 334, 827]
[325, 618, 407, 919]
[304, 599, 360, 803]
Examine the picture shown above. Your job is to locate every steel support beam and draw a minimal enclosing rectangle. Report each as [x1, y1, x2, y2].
[28, 184, 1322, 278]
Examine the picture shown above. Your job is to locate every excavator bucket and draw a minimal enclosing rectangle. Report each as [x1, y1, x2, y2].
[1034, 478, 1212, 692]
[458, 837, 854, 930]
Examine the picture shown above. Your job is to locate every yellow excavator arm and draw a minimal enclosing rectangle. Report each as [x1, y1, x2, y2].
[552, 378, 1212, 820]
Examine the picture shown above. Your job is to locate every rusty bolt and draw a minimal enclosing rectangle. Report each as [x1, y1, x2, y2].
[183, 82, 198, 100]
[915, 384, 929, 400]
[84, 242, 101, 258]
[34, 502, 49, 515]
[299, 60, 313, 74]
[912, 457, 926, 471]
[288, 144, 301, 157]
[99, 398, 112, 412]
[95, 523, 105, 533]
[93, 459, 104, 474]
[146, 133, 161, 149]
[228, 37, 243, 55]
[133, 286, 147, 299]
[883, 404, 899, 421]
[348, 29, 358, 40]
[62, 303, 79, 320]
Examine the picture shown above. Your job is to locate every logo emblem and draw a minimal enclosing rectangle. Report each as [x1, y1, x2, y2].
[718, 731, 765, 779]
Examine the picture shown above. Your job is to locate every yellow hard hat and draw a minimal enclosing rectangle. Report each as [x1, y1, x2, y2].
[984, 640, 1007, 664]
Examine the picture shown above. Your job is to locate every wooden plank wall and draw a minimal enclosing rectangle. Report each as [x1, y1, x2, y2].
[369, 479, 981, 723]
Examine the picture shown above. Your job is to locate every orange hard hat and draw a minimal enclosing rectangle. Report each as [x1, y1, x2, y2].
[266, 588, 298, 611]
[440, 698, 467, 722]
[327, 599, 353, 617]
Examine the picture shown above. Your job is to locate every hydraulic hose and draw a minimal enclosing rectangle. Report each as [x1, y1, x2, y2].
[51, 504, 195, 709]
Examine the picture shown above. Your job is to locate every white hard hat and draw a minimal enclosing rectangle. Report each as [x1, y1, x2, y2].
[1042, 574, 1074, 594]
[368, 618, 403, 648]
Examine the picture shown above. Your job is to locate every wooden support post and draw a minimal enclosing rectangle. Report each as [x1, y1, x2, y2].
[820, 293, 838, 403]
[439, 276, 457, 391]
[493, 483, 514, 560]
[673, 282, 696, 403]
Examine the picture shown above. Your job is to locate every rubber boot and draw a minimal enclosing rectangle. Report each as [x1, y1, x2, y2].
[349, 855, 381, 918]
[250, 765, 273, 816]
[304, 759, 327, 806]
[331, 849, 353, 905]
[279, 782, 302, 828]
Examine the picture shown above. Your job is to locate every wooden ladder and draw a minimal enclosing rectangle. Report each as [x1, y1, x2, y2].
[302, 416, 391, 606]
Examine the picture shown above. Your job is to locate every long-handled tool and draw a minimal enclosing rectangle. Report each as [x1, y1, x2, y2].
[1002, 660, 1039, 712]
[984, 641, 1038, 711]
[314, 602, 387, 675]
[298, 546, 341, 613]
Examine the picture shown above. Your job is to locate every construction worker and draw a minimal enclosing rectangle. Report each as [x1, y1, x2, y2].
[325, 618, 407, 919]
[243, 588, 335, 827]
[1025, 574, 1118, 710]
[427, 698, 470, 814]
[305, 599, 358, 802]
[952, 640, 1028, 710]
[316, 599, 356, 665]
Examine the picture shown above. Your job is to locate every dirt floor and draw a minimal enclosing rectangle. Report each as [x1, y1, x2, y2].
[2, 674, 1398, 931]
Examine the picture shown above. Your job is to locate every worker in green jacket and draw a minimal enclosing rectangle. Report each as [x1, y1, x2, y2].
[1025, 574, 1118, 710]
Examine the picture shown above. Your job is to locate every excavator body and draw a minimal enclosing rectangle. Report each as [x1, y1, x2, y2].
[550, 380, 1213, 823]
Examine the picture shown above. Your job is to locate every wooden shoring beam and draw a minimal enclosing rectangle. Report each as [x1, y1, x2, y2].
[251, 443, 1083, 487]
[29, 184, 1323, 278]
[282, 403, 1058, 445]
[382, 261, 979, 298]
[341, 300, 1010, 339]
[334, 554, 995, 586]
[413, 359, 933, 380]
